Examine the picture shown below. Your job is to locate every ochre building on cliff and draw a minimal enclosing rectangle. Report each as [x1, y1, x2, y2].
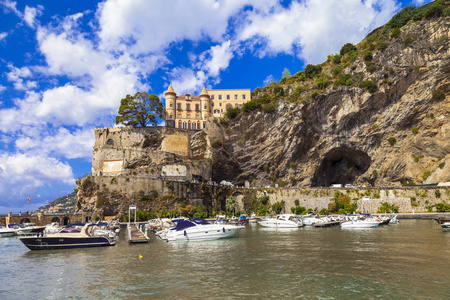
[165, 84, 251, 129]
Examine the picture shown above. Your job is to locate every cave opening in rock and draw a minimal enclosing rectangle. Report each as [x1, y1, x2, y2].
[313, 146, 371, 187]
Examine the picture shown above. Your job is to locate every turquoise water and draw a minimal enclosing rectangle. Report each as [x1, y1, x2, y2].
[1, 220, 449, 299]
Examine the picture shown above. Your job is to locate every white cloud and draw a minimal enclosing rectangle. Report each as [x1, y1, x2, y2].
[0, 32, 7, 41]
[23, 5, 43, 28]
[238, 0, 399, 64]
[0, 152, 75, 200]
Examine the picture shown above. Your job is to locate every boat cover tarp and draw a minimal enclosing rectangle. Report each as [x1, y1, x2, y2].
[175, 219, 210, 231]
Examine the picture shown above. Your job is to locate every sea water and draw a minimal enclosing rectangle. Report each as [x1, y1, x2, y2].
[0, 220, 449, 299]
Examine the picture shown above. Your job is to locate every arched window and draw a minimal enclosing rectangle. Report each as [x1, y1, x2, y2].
[183, 122, 187, 129]
[169, 101, 173, 107]
[107, 139, 114, 146]
[192, 122, 196, 129]
[178, 120, 182, 128]
[197, 121, 201, 129]
[203, 122, 207, 129]
[188, 121, 191, 129]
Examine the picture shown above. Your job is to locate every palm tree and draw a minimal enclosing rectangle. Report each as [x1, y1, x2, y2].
[226, 196, 238, 215]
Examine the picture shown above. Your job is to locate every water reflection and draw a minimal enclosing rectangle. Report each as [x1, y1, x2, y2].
[1, 220, 449, 298]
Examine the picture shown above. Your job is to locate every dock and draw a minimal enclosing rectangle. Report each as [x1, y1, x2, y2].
[127, 224, 149, 243]
[312, 221, 341, 228]
[127, 205, 149, 243]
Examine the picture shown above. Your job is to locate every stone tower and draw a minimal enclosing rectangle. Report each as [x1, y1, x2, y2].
[165, 84, 176, 128]
[199, 87, 211, 128]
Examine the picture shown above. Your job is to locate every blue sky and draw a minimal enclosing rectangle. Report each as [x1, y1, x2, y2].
[0, 0, 431, 212]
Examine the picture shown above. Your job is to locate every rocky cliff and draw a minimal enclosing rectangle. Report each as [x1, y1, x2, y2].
[208, 12, 450, 188]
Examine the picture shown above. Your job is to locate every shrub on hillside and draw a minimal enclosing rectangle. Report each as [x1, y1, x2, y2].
[388, 137, 397, 146]
[340, 43, 357, 56]
[432, 89, 445, 100]
[304, 64, 322, 79]
[226, 107, 240, 119]
[361, 80, 377, 93]
[273, 87, 285, 97]
[364, 51, 373, 62]
[242, 100, 261, 112]
[211, 140, 223, 148]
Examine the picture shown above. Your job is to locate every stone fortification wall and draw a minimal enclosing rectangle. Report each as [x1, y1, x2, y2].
[256, 187, 450, 213]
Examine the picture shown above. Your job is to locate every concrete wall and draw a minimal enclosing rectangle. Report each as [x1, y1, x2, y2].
[255, 187, 450, 213]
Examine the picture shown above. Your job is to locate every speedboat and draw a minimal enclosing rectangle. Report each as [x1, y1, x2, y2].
[23, 222, 46, 233]
[440, 222, 450, 231]
[18, 223, 116, 250]
[44, 222, 62, 234]
[257, 214, 304, 228]
[340, 219, 381, 229]
[301, 214, 326, 226]
[7, 224, 34, 235]
[159, 218, 244, 242]
[0, 226, 16, 237]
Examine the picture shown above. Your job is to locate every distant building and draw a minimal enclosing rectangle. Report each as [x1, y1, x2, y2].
[164, 84, 251, 129]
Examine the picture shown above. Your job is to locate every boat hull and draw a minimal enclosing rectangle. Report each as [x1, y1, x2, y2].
[19, 236, 115, 250]
[340, 221, 380, 229]
[0, 231, 15, 237]
[166, 225, 243, 242]
[257, 220, 302, 228]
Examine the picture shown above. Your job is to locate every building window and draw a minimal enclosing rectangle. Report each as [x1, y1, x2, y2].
[186, 94, 191, 100]
[170, 101, 173, 107]
[177, 103, 181, 109]
[183, 122, 187, 129]
[177, 113, 181, 118]
[211, 95, 214, 100]
[221, 109, 223, 113]
[187, 114, 191, 119]
[195, 104, 199, 111]
[203, 121, 207, 129]
[196, 114, 200, 119]
[219, 95, 222, 100]
[242, 94, 246, 99]
[219, 103, 222, 106]
[188, 121, 191, 129]
[106, 139, 114, 146]
[211, 103, 214, 107]
[227, 95, 230, 100]
[197, 121, 201, 129]
[186, 104, 190, 110]
[169, 114, 173, 119]
[178, 120, 182, 128]
[234, 95, 238, 99]
[204, 105, 207, 109]
[192, 122, 196, 129]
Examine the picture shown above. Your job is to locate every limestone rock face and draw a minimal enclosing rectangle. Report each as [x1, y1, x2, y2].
[210, 18, 450, 188]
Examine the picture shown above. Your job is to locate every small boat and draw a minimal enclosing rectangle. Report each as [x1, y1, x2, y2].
[160, 218, 244, 242]
[18, 223, 116, 250]
[7, 224, 34, 235]
[257, 214, 304, 228]
[22, 223, 46, 233]
[440, 222, 450, 231]
[301, 214, 326, 226]
[238, 214, 248, 225]
[0, 226, 16, 237]
[340, 219, 381, 229]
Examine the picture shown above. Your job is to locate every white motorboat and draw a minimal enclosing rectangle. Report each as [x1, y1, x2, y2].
[160, 218, 244, 242]
[257, 214, 304, 228]
[44, 222, 62, 234]
[301, 214, 325, 226]
[7, 224, 34, 235]
[23, 222, 46, 233]
[340, 219, 381, 229]
[0, 226, 16, 237]
[440, 222, 450, 231]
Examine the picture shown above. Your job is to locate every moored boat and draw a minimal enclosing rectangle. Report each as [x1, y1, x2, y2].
[159, 218, 244, 242]
[0, 226, 16, 237]
[257, 214, 304, 228]
[18, 223, 116, 250]
[440, 222, 450, 231]
[7, 224, 34, 235]
[340, 219, 381, 229]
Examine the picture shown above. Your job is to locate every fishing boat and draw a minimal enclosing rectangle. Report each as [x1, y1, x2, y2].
[257, 214, 304, 228]
[18, 223, 116, 250]
[159, 218, 244, 242]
